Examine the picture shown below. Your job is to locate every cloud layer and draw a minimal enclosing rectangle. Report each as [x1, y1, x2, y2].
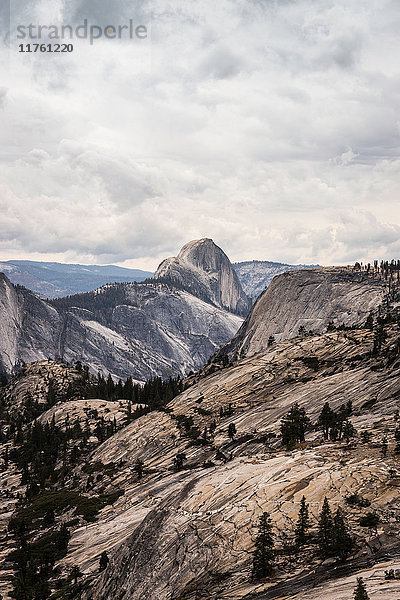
[1, 0, 400, 268]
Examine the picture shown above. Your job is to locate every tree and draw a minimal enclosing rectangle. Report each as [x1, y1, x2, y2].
[280, 404, 310, 449]
[318, 403, 335, 440]
[71, 565, 81, 584]
[267, 335, 275, 347]
[228, 423, 237, 441]
[134, 458, 144, 480]
[252, 512, 274, 578]
[353, 577, 370, 600]
[173, 452, 187, 471]
[298, 325, 306, 337]
[332, 509, 353, 559]
[46, 380, 57, 407]
[318, 498, 334, 558]
[342, 420, 357, 443]
[99, 550, 109, 572]
[295, 496, 310, 547]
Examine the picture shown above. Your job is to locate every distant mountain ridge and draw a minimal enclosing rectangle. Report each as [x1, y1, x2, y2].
[233, 259, 319, 298]
[0, 260, 153, 298]
[0, 256, 319, 301]
[0, 240, 244, 380]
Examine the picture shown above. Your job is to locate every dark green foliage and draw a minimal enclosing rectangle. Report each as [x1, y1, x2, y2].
[50, 284, 128, 324]
[280, 403, 310, 449]
[301, 356, 319, 371]
[295, 496, 310, 547]
[359, 513, 379, 528]
[353, 577, 370, 600]
[85, 372, 183, 410]
[173, 453, 187, 471]
[360, 430, 372, 443]
[8, 525, 70, 600]
[333, 509, 354, 559]
[9, 490, 123, 536]
[317, 402, 354, 441]
[252, 512, 274, 579]
[342, 420, 357, 442]
[134, 458, 144, 480]
[345, 493, 371, 508]
[228, 423, 237, 440]
[318, 498, 334, 558]
[318, 500, 353, 560]
[99, 551, 109, 572]
[318, 403, 336, 440]
[373, 318, 387, 355]
[46, 380, 57, 408]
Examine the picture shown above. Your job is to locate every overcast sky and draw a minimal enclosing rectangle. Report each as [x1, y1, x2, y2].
[0, 0, 399, 270]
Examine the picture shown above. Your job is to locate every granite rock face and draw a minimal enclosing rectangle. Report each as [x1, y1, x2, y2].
[154, 238, 252, 317]
[3, 268, 400, 599]
[0, 240, 247, 380]
[221, 267, 388, 359]
[79, 327, 400, 600]
[0, 273, 63, 374]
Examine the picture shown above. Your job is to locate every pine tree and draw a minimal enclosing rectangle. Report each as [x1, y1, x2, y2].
[280, 403, 310, 449]
[99, 550, 109, 572]
[228, 423, 237, 441]
[318, 498, 334, 558]
[332, 509, 353, 559]
[353, 577, 370, 600]
[318, 403, 335, 440]
[295, 496, 310, 547]
[134, 458, 144, 480]
[252, 512, 275, 578]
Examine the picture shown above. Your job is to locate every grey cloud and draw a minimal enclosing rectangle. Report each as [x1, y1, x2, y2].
[1, 0, 400, 268]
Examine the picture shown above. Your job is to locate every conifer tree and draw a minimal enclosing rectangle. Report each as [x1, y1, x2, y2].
[280, 403, 310, 449]
[99, 550, 109, 572]
[252, 512, 275, 578]
[134, 458, 144, 480]
[228, 423, 237, 441]
[318, 403, 335, 440]
[318, 498, 334, 558]
[333, 508, 353, 559]
[295, 496, 310, 547]
[353, 577, 370, 600]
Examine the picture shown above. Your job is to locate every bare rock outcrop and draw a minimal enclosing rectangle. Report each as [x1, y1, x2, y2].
[221, 267, 388, 359]
[154, 238, 252, 317]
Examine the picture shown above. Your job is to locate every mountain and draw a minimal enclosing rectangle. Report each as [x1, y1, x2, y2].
[0, 240, 246, 380]
[233, 259, 319, 298]
[221, 266, 388, 360]
[0, 260, 153, 298]
[153, 238, 252, 316]
[2, 263, 400, 599]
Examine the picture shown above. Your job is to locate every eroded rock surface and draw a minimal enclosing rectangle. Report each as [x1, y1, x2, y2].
[221, 267, 388, 359]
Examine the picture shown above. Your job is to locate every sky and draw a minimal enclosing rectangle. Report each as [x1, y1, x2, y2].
[0, 0, 400, 270]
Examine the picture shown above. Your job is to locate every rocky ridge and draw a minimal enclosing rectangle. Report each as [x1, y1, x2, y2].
[221, 266, 388, 360]
[153, 238, 252, 317]
[0, 260, 153, 299]
[233, 260, 318, 298]
[0, 240, 246, 381]
[2, 265, 400, 599]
